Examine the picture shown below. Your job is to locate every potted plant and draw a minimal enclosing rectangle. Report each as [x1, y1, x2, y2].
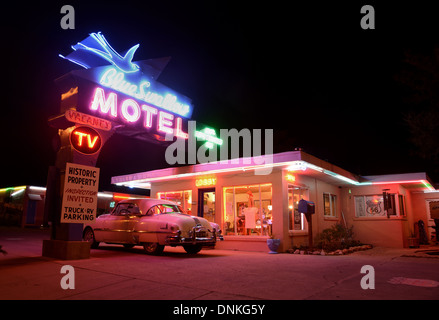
[267, 234, 280, 254]
[407, 230, 420, 248]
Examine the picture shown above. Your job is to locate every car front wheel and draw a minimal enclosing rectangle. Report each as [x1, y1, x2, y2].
[142, 242, 164, 255]
[183, 244, 202, 254]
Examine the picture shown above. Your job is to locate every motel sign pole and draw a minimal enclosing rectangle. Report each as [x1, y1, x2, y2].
[42, 114, 115, 259]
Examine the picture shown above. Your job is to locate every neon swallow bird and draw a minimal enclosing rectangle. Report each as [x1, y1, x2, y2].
[60, 32, 140, 73]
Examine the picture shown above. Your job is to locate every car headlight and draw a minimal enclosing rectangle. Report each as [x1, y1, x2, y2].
[169, 225, 180, 232]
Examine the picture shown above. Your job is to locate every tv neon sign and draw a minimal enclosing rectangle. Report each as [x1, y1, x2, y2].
[89, 87, 188, 139]
[70, 126, 102, 154]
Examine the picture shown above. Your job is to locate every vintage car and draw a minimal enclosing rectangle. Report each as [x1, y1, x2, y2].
[83, 198, 223, 255]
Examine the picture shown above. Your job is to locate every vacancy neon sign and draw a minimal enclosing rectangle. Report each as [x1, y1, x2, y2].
[89, 87, 188, 139]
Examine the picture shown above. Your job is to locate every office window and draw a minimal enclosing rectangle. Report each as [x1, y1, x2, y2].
[223, 184, 272, 236]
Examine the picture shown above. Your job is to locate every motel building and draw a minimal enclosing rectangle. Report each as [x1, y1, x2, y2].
[111, 150, 439, 252]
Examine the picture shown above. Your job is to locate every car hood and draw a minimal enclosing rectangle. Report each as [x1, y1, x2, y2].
[143, 213, 212, 230]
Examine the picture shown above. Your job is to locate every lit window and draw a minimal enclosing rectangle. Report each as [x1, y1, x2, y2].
[223, 184, 272, 236]
[323, 193, 337, 218]
[354, 194, 405, 218]
[156, 190, 192, 215]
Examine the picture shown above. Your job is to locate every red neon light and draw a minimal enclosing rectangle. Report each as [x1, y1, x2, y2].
[70, 126, 102, 155]
[113, 195, 131, 200]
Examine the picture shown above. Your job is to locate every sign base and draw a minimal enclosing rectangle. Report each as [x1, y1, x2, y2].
[42, 239, 90, 260]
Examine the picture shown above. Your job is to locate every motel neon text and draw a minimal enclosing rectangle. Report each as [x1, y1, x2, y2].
[89, 87, 188, 139]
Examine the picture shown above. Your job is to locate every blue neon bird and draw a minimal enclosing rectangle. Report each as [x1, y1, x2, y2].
[60, 32, 139, 73]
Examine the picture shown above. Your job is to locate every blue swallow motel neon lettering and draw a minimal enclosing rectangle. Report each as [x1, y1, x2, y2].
[99, 67, 191, 117]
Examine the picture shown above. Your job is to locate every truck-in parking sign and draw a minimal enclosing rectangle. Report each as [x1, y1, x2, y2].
[61, 162, 100, 224]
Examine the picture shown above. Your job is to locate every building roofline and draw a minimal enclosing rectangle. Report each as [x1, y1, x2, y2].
[111, 150, 436, 192]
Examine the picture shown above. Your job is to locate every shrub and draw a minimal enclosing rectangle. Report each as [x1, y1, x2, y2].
[315, 223, 361, 252]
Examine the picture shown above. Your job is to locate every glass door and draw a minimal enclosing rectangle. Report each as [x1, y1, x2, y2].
[198, 188, 215, 223]
[288, 185, 307, 231]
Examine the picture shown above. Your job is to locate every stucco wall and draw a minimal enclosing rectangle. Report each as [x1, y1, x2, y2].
[340, 184, 420, 247]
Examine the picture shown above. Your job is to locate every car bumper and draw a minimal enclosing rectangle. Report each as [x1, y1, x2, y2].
[165, 227, 224, 246]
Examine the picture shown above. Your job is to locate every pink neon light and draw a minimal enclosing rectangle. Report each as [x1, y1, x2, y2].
[90, 87, 117, 117]
[121, 98, 141, 122]
[372, 180, 425, 185]
[175, 117, 188, 139]
[89, 87, 189, 140]
[158, 111, 174, 135]
[372, 179, 435, 191]
[141, 104, 157, 128]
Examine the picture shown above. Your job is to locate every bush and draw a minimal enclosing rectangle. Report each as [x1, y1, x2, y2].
[315, 223, 361, 252]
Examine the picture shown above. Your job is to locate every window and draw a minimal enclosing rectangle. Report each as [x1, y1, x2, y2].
[157, 190, 192, 215]
[354, 194, 405, 218]
[398, 195, 406, 216]
[288, 185, 307, 231]
[223, 184, 272, 236]
[146, 204, 182, 216]
[112, 203, 141, 216]
[323, 193, 337, 218]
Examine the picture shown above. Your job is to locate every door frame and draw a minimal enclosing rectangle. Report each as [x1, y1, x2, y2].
[197, 187, 216, 218]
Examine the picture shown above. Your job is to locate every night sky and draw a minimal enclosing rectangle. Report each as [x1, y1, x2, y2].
[2, 1, 439, 191]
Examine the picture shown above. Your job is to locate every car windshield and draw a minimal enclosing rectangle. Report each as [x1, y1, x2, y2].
[147, 204, 183, 215]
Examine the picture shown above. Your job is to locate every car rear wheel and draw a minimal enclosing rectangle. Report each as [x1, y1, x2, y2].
[183, 244, 203, 254]
[142, 242, 164, 255]
[83, 227, 99, 249]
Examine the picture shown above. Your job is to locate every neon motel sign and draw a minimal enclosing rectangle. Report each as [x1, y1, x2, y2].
[59, 32, 193, 140]
[89, 86, 189, 139]
[59, 32, 224, 148]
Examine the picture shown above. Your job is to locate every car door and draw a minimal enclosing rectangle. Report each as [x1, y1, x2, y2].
[103, 203, 140, 243]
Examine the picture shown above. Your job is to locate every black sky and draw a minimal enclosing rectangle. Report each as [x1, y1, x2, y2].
[2, 1, 439, 191]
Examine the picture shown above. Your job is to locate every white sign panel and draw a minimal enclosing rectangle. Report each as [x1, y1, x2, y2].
[61, 163, 100, 224]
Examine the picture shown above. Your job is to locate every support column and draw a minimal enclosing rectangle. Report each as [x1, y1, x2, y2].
[42, 123, 115, 260]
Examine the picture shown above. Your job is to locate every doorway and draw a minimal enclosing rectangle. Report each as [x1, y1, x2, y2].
[26, 200, 37, 225]
[198, 188, 215, 223]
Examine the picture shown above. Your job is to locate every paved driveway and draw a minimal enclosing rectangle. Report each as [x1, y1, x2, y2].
[1, 227, 438, 301]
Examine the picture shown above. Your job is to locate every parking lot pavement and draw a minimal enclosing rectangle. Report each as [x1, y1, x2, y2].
[1, 227, 439, 301]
